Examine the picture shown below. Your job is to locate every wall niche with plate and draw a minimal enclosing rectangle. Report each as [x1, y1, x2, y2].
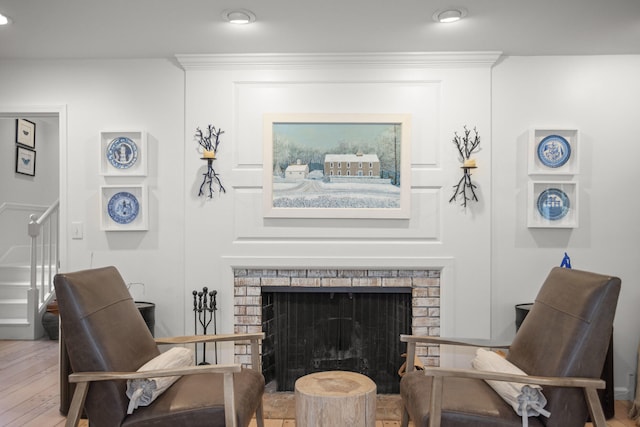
[100, 130, 147, 176]
[527, 181, 578, 229]
[100, 185, 148, 231]
[528, 128, 578, 176]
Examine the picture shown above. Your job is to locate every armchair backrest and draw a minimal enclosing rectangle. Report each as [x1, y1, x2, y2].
[507, 267, 621, 427]
[54, 266, 160, 427]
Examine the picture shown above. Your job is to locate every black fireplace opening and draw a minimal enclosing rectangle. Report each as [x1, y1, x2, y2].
[262, 287, 411, 393]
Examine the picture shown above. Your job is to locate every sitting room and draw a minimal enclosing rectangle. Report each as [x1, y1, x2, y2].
[0, 1, 639, 426]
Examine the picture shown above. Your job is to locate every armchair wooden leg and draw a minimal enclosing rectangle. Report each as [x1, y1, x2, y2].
[223, 372, 237, 427]
[255, 399, 265, 427]
[401, 406, 410, 427]
[584, 387, 606, 427]
[65, 381, 89, 427]
[428, 376, 444, 427]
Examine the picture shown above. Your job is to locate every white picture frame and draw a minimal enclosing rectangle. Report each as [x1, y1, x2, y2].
[99, 130, 147, 176]
[262, 113, 412, 219]
[100, 185, 148, 231]
[528, 128, 579, 175]
[528, 181, 578, 228]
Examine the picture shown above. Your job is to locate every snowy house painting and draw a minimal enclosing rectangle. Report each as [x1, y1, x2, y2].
[285, 160, 309, 180]
[264, 113, 411, 219]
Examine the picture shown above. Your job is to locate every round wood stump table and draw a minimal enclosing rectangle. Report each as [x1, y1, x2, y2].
[295, 370, 376, 427]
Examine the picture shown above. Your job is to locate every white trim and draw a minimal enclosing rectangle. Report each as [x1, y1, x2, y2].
[222, 254, 455, 338]
[176, 52, 502, 70]
[0, 104, 67, 271]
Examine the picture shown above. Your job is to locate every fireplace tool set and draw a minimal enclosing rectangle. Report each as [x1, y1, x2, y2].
[192, 287, 218, 365]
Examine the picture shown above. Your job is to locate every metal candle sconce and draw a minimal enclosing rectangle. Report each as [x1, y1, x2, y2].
[195, 124, 226, 198]
[449, 126, 481, 207]
[192, 287, 218, 365]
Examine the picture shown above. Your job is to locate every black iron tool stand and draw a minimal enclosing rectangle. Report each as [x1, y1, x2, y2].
[192, 287, 218, 365]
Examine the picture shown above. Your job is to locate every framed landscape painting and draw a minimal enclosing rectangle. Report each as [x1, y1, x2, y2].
[263, 113, 411, 219]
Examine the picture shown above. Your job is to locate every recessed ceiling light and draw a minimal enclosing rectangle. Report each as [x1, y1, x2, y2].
[0, 13, 12, 26]
[222, 9, 256, 25]
[433, 8, 467, 23]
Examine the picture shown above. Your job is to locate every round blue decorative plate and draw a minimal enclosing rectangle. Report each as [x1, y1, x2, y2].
[107, 192, 139, 224]
[107, 137, 138, 169]
[537, 135, 571, 168]
[537, 188, 570, 220]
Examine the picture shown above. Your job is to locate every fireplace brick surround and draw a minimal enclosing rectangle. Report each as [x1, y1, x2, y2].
[233, 268, 441, 372]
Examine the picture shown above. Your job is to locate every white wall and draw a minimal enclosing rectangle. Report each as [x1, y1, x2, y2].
[0, 116, 59, 205]
[180, 53, 495, 351]
[1, 53, 637, 396]
[0, 59, 186, 337]
[492, 55, 640, 397]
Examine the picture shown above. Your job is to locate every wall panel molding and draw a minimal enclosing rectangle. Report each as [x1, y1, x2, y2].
[177, 52, 502, 70]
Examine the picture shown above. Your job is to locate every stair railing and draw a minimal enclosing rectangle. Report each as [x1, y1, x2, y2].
[27, 200, 60, 316]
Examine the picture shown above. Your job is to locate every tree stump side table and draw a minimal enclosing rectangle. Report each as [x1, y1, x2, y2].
[295, 370, 376, 427]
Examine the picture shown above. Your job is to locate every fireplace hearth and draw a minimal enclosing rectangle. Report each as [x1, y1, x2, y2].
[233, 268, 441, 394]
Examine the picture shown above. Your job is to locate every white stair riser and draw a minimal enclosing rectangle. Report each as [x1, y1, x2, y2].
[0, 300, 28, 319]
[0, 265, 30, 282]
[0, 323, 37, 340]
[0, 283, 31, 299]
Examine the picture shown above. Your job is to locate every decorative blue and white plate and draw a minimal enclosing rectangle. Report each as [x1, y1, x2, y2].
[106, 137, 138, 169]
[537, 188, 570, 220]
[107, 192, 139, 224]
[537, 135, 571, 168]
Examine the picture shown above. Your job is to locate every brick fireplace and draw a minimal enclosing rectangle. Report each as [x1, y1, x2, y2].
[233, 268, 441, 392]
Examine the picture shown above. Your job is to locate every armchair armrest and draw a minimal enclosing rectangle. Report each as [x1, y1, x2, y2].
[400, 334, 511, 375]
[419, 367, 606, 427]
[155, 332, 265, 372]
[67, 363, 241, 383]
[400, 334, 511, 348]
[66, 364, 242, 427]
[422, 366, 605, 389]
[154, 332, 265, 345]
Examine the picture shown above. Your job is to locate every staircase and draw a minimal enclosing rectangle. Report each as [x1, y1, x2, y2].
[0, 260, 39, 339]
[0, 202, 59, 340]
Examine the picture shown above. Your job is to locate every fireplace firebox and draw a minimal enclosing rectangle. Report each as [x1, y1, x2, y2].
[262, 287, 411, 393]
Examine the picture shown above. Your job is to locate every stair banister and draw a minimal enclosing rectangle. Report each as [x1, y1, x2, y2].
[27, 200, 59, 316]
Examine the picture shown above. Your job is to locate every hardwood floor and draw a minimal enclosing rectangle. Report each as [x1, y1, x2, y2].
[0, 338, 636, 427]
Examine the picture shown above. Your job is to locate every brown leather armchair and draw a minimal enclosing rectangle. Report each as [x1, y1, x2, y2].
[400, 267, 621, 427]
[54, 266, 265, 427]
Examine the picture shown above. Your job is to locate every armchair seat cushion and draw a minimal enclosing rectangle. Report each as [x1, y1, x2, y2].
[122, 368, 264, 427]
[400, 370, 543, 427]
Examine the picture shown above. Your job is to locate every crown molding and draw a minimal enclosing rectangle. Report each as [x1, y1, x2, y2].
[176, 51, 502, 70]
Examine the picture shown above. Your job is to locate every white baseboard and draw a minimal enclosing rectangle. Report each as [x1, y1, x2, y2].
[615, 386, 631, 401]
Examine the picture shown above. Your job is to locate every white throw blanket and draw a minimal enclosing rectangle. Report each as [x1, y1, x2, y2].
[471, 348, 550, 427]
[126, 347, 194, 414]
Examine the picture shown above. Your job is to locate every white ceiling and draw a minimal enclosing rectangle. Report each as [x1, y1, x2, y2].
[0, 0, 639, 59]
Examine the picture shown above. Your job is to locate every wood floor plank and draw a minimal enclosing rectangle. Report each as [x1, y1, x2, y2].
[0, 339, 636, 427]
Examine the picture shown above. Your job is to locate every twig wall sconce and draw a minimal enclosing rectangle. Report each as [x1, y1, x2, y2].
[195, 124, 226, 198]
[449, 126, 480, 207]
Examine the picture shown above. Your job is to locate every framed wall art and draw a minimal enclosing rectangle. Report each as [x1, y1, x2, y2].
[528, 181, 578, 228]
[99, 130, 147, 176]
[15, 146, 36, 176]
[528, 128, 579, 175]
[100, 185, 148, 231]
[16, 118, 36, 148]
[262, 113, 411, 219]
